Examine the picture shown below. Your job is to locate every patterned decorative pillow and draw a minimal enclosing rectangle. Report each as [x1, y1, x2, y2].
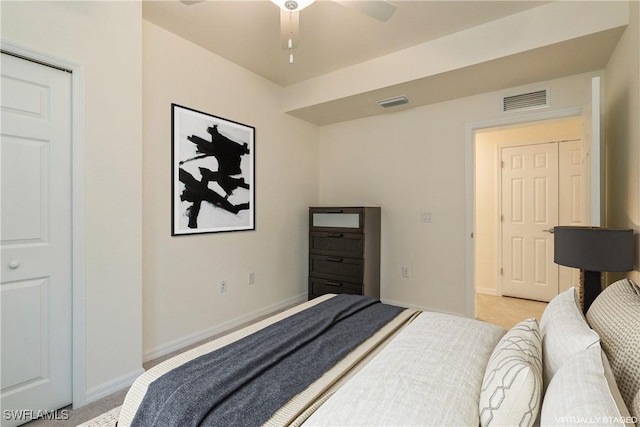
[540, 344, 633, 426]
[540, 287, 600, 387]
[586, 278, 640, 420]
[479, 318, 542, 427]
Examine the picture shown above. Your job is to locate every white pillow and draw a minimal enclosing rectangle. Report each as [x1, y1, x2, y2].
[479, 318, 543, 427]
[540, 344, 633, 426]
[540, 287, 600, 387]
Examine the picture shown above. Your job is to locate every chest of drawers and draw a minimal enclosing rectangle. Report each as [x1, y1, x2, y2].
[308, 207, 380, 299]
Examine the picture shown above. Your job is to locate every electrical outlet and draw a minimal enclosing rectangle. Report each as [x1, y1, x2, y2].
[401, 266, 410, 278]
[219, 280, 227, 293]
[421, 211, 433, 223]
[248, 272, 255, 285]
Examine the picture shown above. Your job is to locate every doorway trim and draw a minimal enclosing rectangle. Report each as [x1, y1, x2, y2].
[464, 107, 583, 318]
[1, 40, 87, 408]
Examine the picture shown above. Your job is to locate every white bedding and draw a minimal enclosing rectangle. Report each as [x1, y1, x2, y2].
[119, 295, 337, 426]
[119, 295, 420, 427]
[119, 282, 640, 427]
[120, 299, 504, 427]
[119, 296, 504, 426]
[303, 311, 505, 426]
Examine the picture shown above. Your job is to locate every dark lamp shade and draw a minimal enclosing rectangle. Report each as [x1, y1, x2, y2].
[554, 226, 633, 272]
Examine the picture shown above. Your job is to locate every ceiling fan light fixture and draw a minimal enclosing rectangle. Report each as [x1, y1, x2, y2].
[271, 0, 315, 12]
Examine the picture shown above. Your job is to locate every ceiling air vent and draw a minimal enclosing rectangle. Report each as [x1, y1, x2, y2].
[377, 95, 409, 108]
[503, 90, 548, 112]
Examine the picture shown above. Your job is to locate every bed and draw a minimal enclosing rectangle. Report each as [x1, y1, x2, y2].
[118, 278, 640, 427]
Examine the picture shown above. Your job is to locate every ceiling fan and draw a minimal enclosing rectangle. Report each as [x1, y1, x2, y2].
[179, 0, 397, 63]
[274, 1, 396, 48]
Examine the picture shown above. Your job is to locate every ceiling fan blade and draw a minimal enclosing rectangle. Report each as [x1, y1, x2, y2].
[333, 0, 397, 22]
[180, 0, 205, 5]
[280, 9, 300, 50]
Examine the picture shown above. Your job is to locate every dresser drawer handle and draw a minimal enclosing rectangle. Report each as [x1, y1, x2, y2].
[327, 257, 343, 263]
[327, 233, 344, 238]
[325, 281, 343, 287]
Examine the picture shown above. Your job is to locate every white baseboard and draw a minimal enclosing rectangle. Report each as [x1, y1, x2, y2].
[84, 367, 145, 405]
[143, 293, 308, 363]
[476, 287, 499, 296]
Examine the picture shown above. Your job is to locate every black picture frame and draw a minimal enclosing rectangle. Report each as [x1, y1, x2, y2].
[171, 104, 255, 235]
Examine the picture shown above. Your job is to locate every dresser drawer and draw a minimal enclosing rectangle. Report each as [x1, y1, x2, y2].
[310, 232, 363, 258]
[309, 207, 364, 233]
[309, 278, 362, 299]
[310, 254, 364, 282]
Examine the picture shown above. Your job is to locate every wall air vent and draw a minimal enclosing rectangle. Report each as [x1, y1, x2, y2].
[377, 95, 409, 108]
[503, 90, 548, 112]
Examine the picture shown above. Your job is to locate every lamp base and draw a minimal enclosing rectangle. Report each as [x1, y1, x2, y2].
[579, 269, 603, 314]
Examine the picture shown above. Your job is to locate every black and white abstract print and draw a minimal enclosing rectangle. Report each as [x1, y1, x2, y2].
[172, 104, 255, 235]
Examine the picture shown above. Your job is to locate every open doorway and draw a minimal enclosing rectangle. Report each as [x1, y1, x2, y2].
[474, 116, 585, 327]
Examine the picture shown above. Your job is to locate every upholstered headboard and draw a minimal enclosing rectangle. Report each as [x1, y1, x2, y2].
[586, 278, 640, 421]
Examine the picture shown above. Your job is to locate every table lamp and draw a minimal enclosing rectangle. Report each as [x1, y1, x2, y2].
[554, 226, 633, 313]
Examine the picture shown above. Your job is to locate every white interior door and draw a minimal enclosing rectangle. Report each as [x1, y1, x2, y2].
[501, 143, 559, 302]
[1, 53, 72, 426]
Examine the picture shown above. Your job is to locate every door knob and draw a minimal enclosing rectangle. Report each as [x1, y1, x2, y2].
[542, 228, 555, 234]
[8, 260, 20, 269]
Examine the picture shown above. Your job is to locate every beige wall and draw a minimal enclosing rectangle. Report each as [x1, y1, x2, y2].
[318, 72, 601, 315]
[605, 0, 640, 284]
[142, 22, 319, 359]
[1, 1, 143, 401]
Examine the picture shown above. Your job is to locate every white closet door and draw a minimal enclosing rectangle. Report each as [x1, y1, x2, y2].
[501, 142, 559, 302]
[1, 53, 72, 426]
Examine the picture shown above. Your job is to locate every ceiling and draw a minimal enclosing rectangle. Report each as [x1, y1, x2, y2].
[143, 0, 627, 125]
[143, 0, 549, 87]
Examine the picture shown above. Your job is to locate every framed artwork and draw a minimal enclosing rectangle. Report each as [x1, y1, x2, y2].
[172, 104, 255, 235]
